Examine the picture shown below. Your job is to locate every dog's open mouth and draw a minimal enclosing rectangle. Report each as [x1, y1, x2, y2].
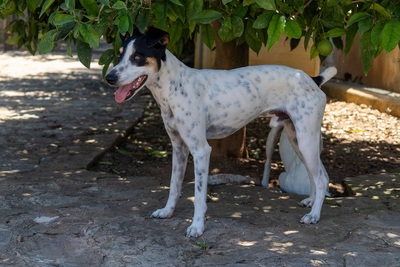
[114, 75, 147, 103]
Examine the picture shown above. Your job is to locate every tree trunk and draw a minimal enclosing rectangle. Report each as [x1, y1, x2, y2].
[207, 21, 249, 159]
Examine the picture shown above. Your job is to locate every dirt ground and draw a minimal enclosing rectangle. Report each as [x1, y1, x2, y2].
[0, 51, 399, 266]
[91, 93, 400, 195]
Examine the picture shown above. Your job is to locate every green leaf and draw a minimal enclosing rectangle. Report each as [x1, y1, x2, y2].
[191, 10, 223, 24]
[111, 1, 126, 10]
[369, 3, 391, 19]
[275, 0, 293, 14]
[150, 150, 167, 158]
[116, 149, 133, 156]
[169, 0, 183, 6]
[27, 0, 39, 12]
[77, 40, 92, 68]
[99, 49, 115, 65]
[98, 161, 113, 166]
[321, 5, 344, 29]
[153, 1, 167, 29]
[232, 4, 248, 18]
[381, 20, 400, 52]
[134, 9, 149, 33]
[357, 17, 373, 35]
[245, 20, 262, 53]
[370, 21, 385, 47]
[65, 0, 75, 13]
[327, 0, 340, 7]
[243, 0, 255, 6]
[202, 24, 215, 49]
[267, 14, 285, 50]
[344, 23, 358, 55]
[79, 0, 99, 16]
[98, 0, 110, 7]
[169, 20, 183, 46]
[5, 34, 21, 45]
[66, 36, 73, 57]
[231, 16, 244, 38]
[256, 0, 276, 11]
[253, 12, 273, 29]
[310, 44, 319, 59]
[347, 12, 372, 27]
[332, 36, 343, 51]
[303, 28, 312, 50]
[186, 0, 203, 33]
[168, 2, 185, 22]
[38, 29, 56, 54]
[102, 64, 111, 78]
[284, 19, 301, 39]
[39, 0, 55, 17]
[360, 31, 374, 74]
[78, 23, 99, 47]
[218, 17, 234, 42]
[118, 14, 130, 34]
[99, 49, 115, 77]
[324, 28, 346, 38]
[52, 14, 75, 27]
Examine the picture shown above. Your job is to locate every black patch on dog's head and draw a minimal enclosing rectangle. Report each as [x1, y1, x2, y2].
[118, 28, 142, 60]
[311, 76, 324, 87]
[119, 27, 169, 70]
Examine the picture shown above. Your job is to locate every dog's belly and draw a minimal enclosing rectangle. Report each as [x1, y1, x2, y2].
[205, 87, 268, 139]
[206, 124, 243, 139]
[205, 109, 262, 139]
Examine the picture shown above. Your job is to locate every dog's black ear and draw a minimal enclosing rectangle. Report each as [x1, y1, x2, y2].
[145, 27, 169, 48]
[132, 27, 142, 38]
[120, 32, 131, 42]
[120, 28, 142, 42]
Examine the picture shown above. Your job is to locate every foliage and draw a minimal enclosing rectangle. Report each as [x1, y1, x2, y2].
[1, 0, 399, 75]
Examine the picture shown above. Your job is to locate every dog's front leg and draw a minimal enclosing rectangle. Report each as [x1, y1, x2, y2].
[186, 144, 212, 237]
[152, 136, 189, 219]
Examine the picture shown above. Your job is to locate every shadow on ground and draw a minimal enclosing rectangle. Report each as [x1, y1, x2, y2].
[0, 52, 399, 266]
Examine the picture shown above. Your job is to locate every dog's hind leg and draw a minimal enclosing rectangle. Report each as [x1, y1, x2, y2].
[282, 121, 316, 201]
[152, 133, 189, 219]
[283, 119, 328, 224]
[261, 125, 283, 187]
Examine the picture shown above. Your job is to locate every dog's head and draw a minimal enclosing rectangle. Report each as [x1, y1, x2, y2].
[105, 27, 169, 103]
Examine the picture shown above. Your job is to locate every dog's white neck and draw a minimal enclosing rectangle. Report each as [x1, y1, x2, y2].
[147, 50, 189, 105]
[159, 50, 186, 80]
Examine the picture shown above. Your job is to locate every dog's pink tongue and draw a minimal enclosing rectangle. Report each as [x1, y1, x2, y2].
[115, 84, 131, 103]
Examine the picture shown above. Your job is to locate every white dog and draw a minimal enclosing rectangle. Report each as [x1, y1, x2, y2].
[264, 128, 331, 196]
[106, 27, 337, 237]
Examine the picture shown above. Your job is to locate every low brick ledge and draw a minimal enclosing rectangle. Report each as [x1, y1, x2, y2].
[322, 80, 400, 118]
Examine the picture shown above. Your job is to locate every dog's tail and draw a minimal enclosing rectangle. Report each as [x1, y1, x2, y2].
[312, 67, 337, 87]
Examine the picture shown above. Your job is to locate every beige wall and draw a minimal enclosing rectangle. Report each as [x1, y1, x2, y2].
[249, 37, 320, 76]
[195, 35, 320, 77]
[334, 36, 400, 92]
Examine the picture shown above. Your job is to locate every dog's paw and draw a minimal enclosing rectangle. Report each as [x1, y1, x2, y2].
[151, 207, 173, 219]
[186, 222, 204, 238]
[299, 197, 314, 207]
[300, 213, 320, 224]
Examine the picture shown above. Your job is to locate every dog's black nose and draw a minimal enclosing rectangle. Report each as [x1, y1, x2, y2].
[105, 71, 118, 85]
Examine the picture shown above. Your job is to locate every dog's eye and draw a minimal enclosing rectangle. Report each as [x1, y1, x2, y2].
[130, 54, 141, 62]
